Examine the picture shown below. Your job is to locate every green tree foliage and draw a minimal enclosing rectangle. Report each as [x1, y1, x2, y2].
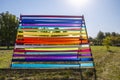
[92, 31, 120, 46]
[41, 27, 50, 33]
[111, 32, 116, 36]
[103, 36, 111, 51]
[53, 27, 60, 33]
[88, 36, 93, 41]
[110, 36, 120, 46]
[95, 31, 105, 45]
[88, 36, 94, 45]
[0, 11, 19, 49]
[105, 32, 111, 37]
[96, 31, 105, 40]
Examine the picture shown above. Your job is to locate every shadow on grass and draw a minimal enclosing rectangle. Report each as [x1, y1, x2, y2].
[107, 50, 118, 53]
[0, 46, 14, 50]
[0, 69, 95, 80]
[0, 48, 13, 50]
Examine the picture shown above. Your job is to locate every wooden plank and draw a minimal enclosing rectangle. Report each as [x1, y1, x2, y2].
[15, 44, 89, 48]
[16, 40, 88, 45]
[11, 63, 93, 68]
[14, 48, 91, 52]
[21, 15, 83, 18]
[21, 19, 82, 24]
[13, 53, 91, 57]
[12, 58, 93, 62]
[17, 32, 86, 36]
[21, 24, 82, 27]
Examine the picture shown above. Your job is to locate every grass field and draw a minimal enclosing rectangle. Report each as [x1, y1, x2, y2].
[0, 46, 120, 80]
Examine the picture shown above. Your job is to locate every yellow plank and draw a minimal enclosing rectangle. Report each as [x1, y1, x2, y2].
[17, 32, 86, 36]
[25, 47, 78, 51]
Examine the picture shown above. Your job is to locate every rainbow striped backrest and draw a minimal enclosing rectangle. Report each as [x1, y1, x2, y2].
[11, 15, 95, 69]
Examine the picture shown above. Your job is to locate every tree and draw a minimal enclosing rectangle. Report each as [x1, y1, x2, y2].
[96, 31, 105, 40]
[88, 36, 93, 41]
[41, 27, 50, 33]
[105, 32, 111, 37]
[53, 27, 60, 33]
[103, 36, 111, 51]
[110, 36, 120, 46]
[111, 32, 116, 36]
[96, 31, 105, 45]
[88, 36, 94, 45]
[0, 11, 19, 49]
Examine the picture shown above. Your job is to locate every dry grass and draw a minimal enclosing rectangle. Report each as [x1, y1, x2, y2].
[92, 46, 120, 80]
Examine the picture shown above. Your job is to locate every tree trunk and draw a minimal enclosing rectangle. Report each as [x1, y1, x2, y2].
[6, 40, 10, 49]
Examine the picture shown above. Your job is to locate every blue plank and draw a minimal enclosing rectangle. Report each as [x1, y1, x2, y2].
[81, 63, 94, 67]
[20, 20, 82, 24]
[11, 63, 94, 68]
[81, 58, 93, 61]
[11, 64, 80, 68]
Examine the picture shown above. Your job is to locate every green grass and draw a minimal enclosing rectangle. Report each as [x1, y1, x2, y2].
[0, 50, 13, 68]
[0, 46, 120, 80]
[92, 46, 120, 80]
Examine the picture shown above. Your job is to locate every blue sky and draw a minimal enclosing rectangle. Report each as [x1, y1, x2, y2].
[0, 0, 120, 37]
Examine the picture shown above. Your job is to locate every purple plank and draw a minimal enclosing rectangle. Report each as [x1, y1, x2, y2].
[81, 54, 91, 56]
[25, 56, 77, 59]
[13, 53, 91, 57]
[22, 24, 81, 26]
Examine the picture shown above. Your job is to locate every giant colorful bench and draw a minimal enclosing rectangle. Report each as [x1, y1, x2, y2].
[11, 15, 95, 70]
